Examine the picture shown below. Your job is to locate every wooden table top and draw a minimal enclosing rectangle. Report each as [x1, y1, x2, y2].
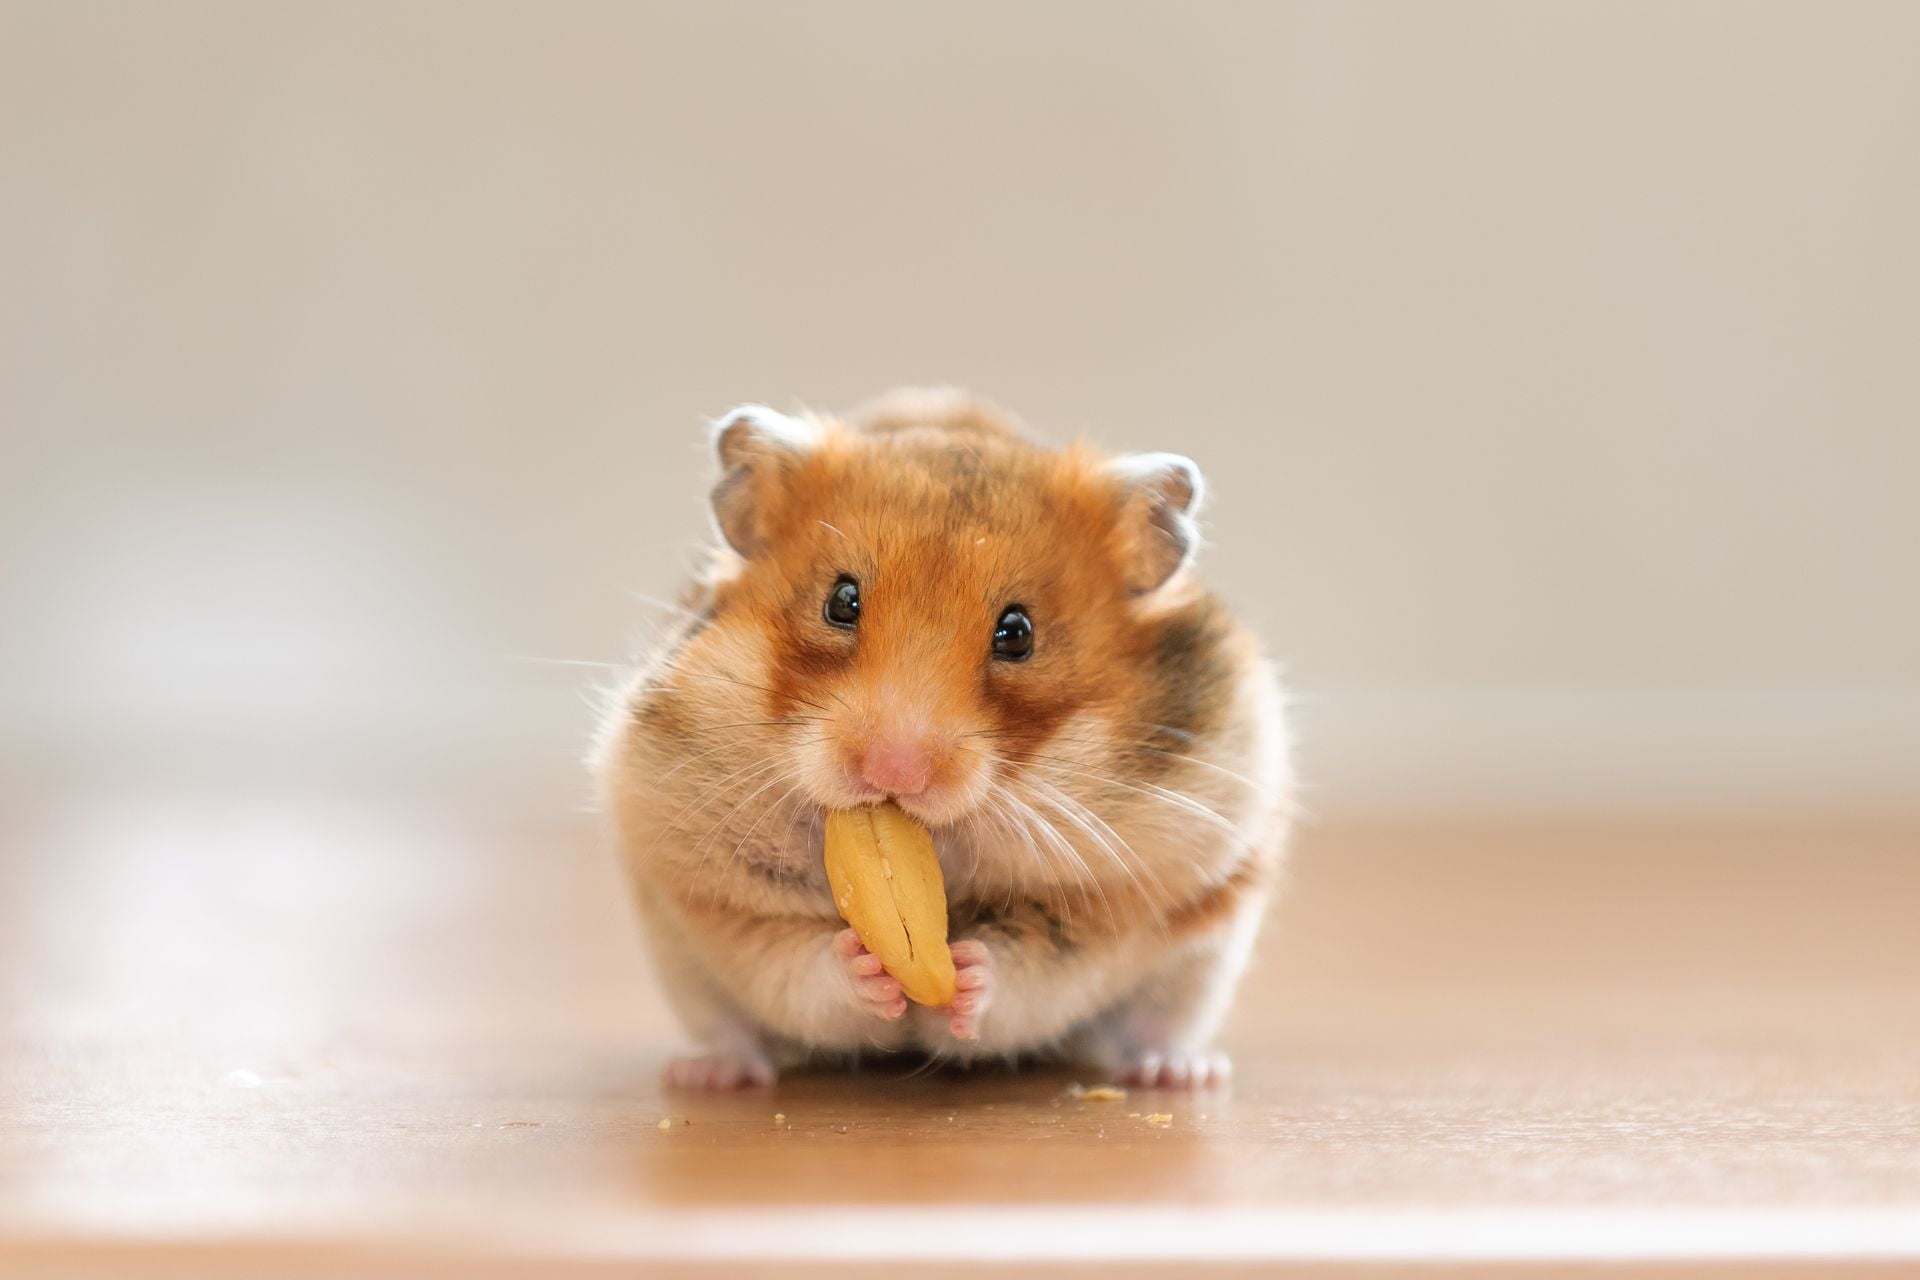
[2, 784, 1916, 1275]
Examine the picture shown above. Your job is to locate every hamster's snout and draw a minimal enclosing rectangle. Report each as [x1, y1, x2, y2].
[817, 701, 984, 824]
[858, 735, 936, 797]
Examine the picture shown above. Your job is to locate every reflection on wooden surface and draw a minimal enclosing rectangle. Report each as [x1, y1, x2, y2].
[2, 787, 1916, 1272]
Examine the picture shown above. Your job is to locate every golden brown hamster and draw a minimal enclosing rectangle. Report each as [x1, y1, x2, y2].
[592, 387, 1293, 1089]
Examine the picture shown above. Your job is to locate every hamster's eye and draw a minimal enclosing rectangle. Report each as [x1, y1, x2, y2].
[992, 606, 1033, 661]
[824, 576, 861, 629]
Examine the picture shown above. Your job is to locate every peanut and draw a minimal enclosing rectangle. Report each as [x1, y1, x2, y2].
[823, 803, 957, 1007]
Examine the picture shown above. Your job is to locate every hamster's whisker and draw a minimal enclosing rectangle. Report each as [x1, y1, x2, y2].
[1000, 751, 1240, 838]
[1125, 745, 1273, 796]
[884, 1052, 942, 1084]
[1022, 776, 1168, 916]
[647, 728, 825, 791]
[1007, 785, 1101, 913]
[977, 787, 1030, 914]
[1122, 720, 1198, 744]
[686, 766, 806, 900]
[506, 654, 623, 670]
[1031, 734, 1273, 799]
[1035, 782, 1177, 942]
[1000, 764, 1230, 883]
[973, 727, 1267, 797]
[1042, 781, 1166, 932]
[991, 787, 1081, 931]
[659, 754, 789, 836]
[951, 803, 987, 890]
[981, 790, 1022, 913]
[1009, 782, 1123, 937]
[718, 778, 810, 888]
[1001, 790, 1080, 925]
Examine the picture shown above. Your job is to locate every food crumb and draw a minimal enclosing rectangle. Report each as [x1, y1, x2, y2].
[1081, 1085, 1127, 1102]
[657, 1118, 672, 1131]
[774, 1112, 786, 1124]
[1144, 1113, 1173, 1128]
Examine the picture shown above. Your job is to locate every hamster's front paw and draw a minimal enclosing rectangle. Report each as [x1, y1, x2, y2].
[1115, 1047, 1232, 1090]
[944, 939, 992, 1040]
[833, 927, 907, 1020]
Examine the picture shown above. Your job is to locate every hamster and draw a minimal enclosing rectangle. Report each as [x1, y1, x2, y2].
[592, 387, 1293, 1090]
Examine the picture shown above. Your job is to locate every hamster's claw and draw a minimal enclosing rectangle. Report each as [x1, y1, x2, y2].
[1114, 1048, 1232, 1091]
[945, 939, 992, 1041]
[833, 927, 908, 1020]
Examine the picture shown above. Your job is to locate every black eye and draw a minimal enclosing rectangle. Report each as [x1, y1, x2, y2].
[824, 576, 861, 628]
[992, 606, 1033, 661]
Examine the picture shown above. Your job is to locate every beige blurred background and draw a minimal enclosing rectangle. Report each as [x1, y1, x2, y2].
[3, 0, 1916, 822]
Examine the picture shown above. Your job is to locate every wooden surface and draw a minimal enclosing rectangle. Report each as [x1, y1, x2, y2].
[1, 785, 1917, 1275]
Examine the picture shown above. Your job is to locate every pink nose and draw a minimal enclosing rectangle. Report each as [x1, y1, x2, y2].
[859, 737, 935, 796]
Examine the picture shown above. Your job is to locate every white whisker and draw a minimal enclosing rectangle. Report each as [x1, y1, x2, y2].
[1004, 751, 1241, 838]
[508, 654, 622, 670]
[1009, 782, 1120, 936]
[720, 778, 810, 887]
[689, 767, 804, 905]
[660, 754, 787, 837]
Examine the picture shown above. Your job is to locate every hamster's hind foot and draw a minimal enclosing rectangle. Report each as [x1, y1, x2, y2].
[663, 1050, 776, 1091]
[1114, 1047, 1232, 1091]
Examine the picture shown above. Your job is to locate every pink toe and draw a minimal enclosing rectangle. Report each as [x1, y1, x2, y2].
[949, 940, 989, 966]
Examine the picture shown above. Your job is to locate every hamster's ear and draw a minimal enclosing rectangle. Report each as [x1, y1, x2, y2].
[1107, 452, 1206, 595]
[709, 405, 818, 556]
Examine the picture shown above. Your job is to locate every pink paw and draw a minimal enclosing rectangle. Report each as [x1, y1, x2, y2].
[663, 1052, 775, 1091]
[833, 928, 907, 1020]
[1115, 1048, 1231, 1090]
[945, 939, 992, 1040]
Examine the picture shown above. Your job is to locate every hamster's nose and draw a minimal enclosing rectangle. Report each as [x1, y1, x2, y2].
[859, 736, 935, 797]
